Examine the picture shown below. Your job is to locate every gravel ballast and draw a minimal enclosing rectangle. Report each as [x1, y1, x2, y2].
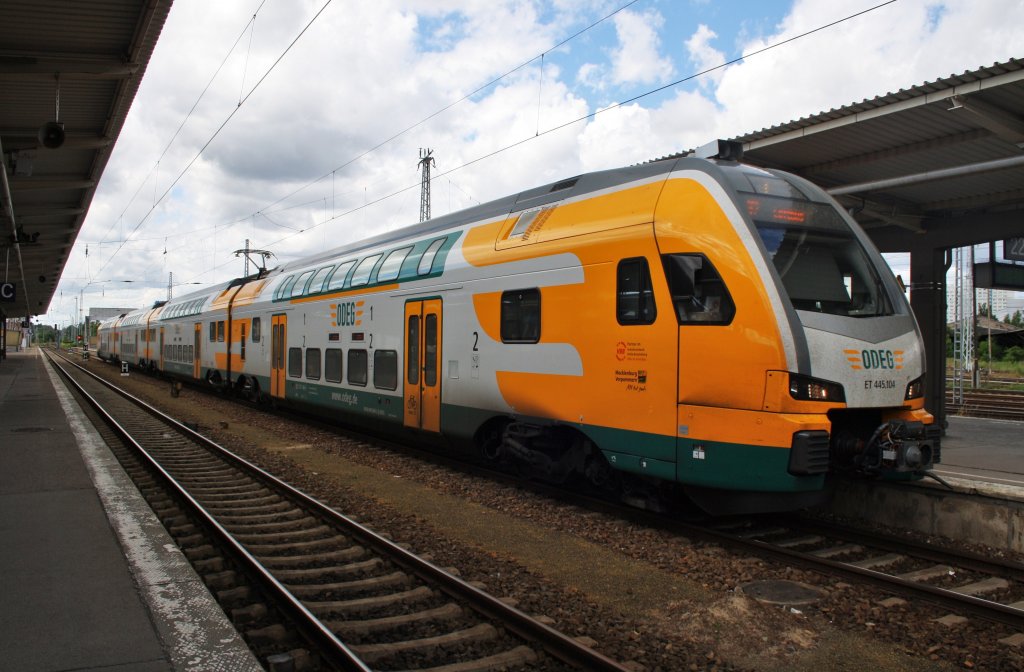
[79, 358, 1023, 671]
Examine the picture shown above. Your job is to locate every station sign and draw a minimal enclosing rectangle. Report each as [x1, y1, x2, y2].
[0, 282, 15, 303]
[1005, 238, 1024, 262]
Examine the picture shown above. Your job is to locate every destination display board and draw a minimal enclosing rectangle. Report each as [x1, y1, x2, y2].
[975, 261, 1024, 290]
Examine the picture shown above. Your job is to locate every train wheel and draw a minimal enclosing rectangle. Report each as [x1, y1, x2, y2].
[476, 421, 507, 463]
[582, 441, 615, 490]
[243, 378, 262, 403]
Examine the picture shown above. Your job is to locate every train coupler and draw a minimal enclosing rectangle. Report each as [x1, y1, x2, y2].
[857, 419, 939, 475]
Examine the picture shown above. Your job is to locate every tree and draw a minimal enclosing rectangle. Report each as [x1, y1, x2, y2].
[979, 339, 1003, 361]
[1004, 345, 1024, 363]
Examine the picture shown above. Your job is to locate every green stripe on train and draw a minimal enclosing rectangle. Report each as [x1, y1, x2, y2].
[443, 405, 820, 491]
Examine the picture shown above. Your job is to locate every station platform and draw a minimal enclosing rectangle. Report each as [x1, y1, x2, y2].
[0, 347, 260, 672]
[828, 414, 1024, 555]
[935, 415, 1024, 489]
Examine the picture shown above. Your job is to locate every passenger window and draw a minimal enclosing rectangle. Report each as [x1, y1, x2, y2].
[406, 315, 419, 385]
[251, 317, 261, 343]
[500, 289, 541, 343]
[325, 261, 355, 291]
[347, 349, 368, 386]
[617, 258, 656, 325]
[350, 255, 382, 287]
[418, 238, 446, 275]
[424, 315, 438, 386]
[377, 248, 412, 282]
[661, 254, 735, 325]
[288, 347, 303, 377]
[276, 275, 297, 300]
[308, 266, 334, 295]
[209, 322, 216, 342]
[305, 348, 321, 380]
[374, 350, 398, 390]
[291, 270, 315, 298]
[217, 321, 225, 342]
[325, 348, 343, 383]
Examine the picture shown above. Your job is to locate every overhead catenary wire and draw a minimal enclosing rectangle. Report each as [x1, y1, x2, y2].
[90, 0, 902, 295]
[247, 0, 643, 218]
[85, 0, 642, 270]
[182, 0, 901, 284]
[92, 0, 332, 280]
[93, 0, 270, 252]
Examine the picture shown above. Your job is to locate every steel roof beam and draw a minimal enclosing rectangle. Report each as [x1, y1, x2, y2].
[927, 187, 1024, 212]
[0, 133, 113, 151]
[0, 54, 139, 79]
[949, 95, 1024, 147]
[7, 177, 97, 192]
[827, 154, 1024, 196]
[800, 129, 993, 176]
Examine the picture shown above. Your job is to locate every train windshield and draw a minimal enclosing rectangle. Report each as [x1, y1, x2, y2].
[744, 188, 893, 318]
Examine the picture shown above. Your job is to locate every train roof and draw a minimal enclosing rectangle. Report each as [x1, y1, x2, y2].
[123, 148, 786, 307]
[272, 158, 693, 276]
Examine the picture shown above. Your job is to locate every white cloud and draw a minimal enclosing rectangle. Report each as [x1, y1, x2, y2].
[685, 24, 726, 89]
[609, 8, 674, 86]
[712, 0, 1024, 136]
[51, 0, 1024, 322]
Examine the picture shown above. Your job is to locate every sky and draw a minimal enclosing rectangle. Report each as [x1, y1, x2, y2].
[45, 0, 1024, 326]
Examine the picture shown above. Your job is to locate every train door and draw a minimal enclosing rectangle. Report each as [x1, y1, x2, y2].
[159, 327, 165, 371]
[271, 314, 287, 398]
[193, 323, 202, 379]
[403, 299, 442, 432]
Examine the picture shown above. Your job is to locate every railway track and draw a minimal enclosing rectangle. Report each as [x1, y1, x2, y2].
[46, 349, 629, 672]
[945, 387, 1024, 421]
[705, 515, 1024, 629]
[75, 349, 1023, 639]
[499, 475, 1024, 630]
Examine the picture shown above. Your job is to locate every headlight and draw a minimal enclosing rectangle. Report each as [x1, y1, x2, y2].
[905, 375, 924, 400]
[789, 373, 845, 402]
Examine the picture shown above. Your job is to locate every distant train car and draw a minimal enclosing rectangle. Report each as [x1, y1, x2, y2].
[99, 142, 939, 513]
[96, 315, 123, 361]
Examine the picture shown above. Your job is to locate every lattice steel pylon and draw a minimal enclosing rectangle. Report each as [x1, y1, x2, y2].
[951, 246, 975, 407]
[418, 148, 435, 222]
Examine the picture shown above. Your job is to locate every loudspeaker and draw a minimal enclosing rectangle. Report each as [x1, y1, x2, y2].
[38, 121, 65, 149]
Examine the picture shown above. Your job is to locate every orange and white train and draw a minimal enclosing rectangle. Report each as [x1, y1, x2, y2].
[98, 141, 940, 513]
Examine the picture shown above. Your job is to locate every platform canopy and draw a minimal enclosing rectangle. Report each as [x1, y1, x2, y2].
[0, 0, 173, 319]
[734, 58, 1024, 254]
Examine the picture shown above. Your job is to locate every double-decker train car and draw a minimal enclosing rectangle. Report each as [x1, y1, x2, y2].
[96, 303, 165, 369]
[96, 315, 121, 361]
[99, 142, 940, 513]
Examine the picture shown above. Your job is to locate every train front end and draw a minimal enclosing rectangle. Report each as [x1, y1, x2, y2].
[740, 168, 940, 480]
[660, 152, 939, 513]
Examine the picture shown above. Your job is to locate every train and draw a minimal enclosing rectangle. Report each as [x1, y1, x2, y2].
[97, 140, 940, 514]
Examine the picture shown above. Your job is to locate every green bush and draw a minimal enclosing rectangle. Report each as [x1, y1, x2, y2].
[979, 340, 1003, 360]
